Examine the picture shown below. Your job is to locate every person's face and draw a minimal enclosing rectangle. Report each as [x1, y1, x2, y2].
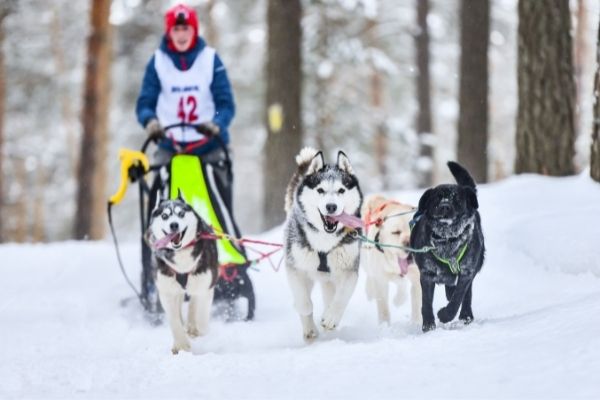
[169, 24, 194, 52]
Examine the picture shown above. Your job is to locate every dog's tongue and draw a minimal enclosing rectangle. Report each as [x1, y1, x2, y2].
[328, 212, 364, 230]
[398, 256, 410, 276]
[153, 231, 179, 249]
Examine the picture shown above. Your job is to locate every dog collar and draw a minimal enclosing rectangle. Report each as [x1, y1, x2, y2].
[431, 242, 468, 275]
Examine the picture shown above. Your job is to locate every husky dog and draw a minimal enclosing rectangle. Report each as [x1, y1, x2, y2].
[361, 195, 422, 325]
[410, 161, 485, 332]
[284, 147, 363, 341]
[145, 193, 219, 354]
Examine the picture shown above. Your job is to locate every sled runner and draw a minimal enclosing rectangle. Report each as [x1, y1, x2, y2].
[110, 123, 256, 323]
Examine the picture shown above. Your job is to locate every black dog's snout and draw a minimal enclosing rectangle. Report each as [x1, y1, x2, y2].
[170, 222, 179, 231]
[326, 203, 337, 214]
[435, 202, 453, 218]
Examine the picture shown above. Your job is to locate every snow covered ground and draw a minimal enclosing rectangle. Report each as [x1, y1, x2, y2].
[1, 173, 600, 399]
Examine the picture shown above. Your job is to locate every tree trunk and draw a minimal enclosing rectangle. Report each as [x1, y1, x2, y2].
[14, 158, 27, 243]
[51, 5, 77, 178]
[415, 0, 433, 187]
[0, 14, 5, 242]
[74, 0, 112, 239]
[573, 0, 588, 140]
[32, 168, 46, 242]
[314, 2, 331, 154]
[457, 0, 490, 183]
[590, 9, 600, 182]
[263, 0, 303, 229]
[515, 0, 576, 176]
[367, 18, 388, 190]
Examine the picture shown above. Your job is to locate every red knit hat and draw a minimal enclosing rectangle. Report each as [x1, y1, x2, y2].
[164, 4, 199, 36]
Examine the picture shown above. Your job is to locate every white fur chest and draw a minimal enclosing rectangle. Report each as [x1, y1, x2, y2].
[161, 248, 200, 274]
[304, 228, 343, 253]
[290, 241, 359, 280]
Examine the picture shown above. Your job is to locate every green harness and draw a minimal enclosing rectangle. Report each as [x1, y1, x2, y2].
[431, 242, 468, 275]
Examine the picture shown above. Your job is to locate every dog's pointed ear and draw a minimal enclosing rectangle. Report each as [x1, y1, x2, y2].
[337, 151, 354, 174]
[417, 188, 433, 213]
[153, 194, 161, 211]
[306, 151, 325, 175]
[465, 187, 479, 210]
[177, 188, 187, 203]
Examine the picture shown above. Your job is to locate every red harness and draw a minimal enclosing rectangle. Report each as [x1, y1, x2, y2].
[363, 200, 403, 234]
[152, 228, 284, 283]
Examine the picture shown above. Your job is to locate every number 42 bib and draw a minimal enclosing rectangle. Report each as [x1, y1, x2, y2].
[154, 46, 216, 143]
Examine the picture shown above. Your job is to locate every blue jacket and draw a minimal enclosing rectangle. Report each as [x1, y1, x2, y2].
[136, 36, 235, 155]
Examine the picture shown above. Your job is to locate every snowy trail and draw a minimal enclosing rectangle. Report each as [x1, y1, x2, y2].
[1, 174, 600, 399]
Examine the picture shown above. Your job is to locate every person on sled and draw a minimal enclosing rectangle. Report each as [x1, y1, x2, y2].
[136, 3, 235, 209]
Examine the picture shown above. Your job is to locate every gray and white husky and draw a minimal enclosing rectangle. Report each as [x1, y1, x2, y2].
[145, 193, 219, 354]
[284, 147, 363, 341]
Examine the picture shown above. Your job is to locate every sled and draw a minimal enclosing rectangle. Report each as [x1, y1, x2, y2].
[111, 122, 256, 323]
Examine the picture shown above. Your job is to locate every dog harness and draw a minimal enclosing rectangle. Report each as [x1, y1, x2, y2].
[317, 252, 329, 273]
[175, 272, 189, 289]
[431, 242, 468, 275]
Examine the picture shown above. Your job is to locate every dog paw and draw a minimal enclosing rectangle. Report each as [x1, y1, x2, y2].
[422, 321, 436, 332]
[303, 328, 319, 342]
[437, 306, 456, 323]
[320, 310, 341, 331]
[171, 340, 191, 355]
[187, 324, 208, 338]
[460, 315, 474, 325]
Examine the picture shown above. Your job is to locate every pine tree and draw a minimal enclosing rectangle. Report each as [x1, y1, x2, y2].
[515, 0, 576, 175]
[457, 0, 490, 183]
[262, 0, 303, 229]
[74, 0, 112, 239]
[415, 0, 433, 187]
[590, 9, 600, 182]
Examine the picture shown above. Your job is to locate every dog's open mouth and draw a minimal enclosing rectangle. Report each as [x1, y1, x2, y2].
[320, 213, 339, 233]
[162, 228, 188, 249]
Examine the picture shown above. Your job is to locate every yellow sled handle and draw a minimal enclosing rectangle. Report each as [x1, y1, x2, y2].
[109, 148, 150, 205]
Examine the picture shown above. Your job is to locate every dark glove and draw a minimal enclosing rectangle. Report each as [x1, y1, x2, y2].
[196, 121, 220, 136]
[145, 119, 164, 141]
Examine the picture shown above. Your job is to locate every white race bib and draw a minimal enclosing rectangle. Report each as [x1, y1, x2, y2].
[154, 46, 216, 142]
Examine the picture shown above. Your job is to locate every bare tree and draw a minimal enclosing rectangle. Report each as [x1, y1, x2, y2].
[590, 9, 600, 182]
[515, 0, 576, 175]
[74, 0, 112, 239]
[366, 18, 389, 190]
[0, 10, 6, 242]
[457, 0, 490, 183]
[573, 0, 589, 139]
[0, 1, 16, 242]
[415, 0, 433, 187]
[51, 5, 77, 178]
[262, 0, 303, 229]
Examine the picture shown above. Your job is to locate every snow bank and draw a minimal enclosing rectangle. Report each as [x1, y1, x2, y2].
[1, 173, 599, 399]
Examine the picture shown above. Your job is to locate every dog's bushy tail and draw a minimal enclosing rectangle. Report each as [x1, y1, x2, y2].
[285, 147, 320, 213]
[448, 161, 476, 190]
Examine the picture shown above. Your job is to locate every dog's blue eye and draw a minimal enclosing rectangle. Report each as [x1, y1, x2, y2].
[178, 211, 185, 218]
[317, 188, 325, 194]
[338, 188, 345, 194]
[161, 213, 169, 220]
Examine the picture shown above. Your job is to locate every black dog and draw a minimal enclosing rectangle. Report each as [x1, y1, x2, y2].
[410, 161, 485, 332]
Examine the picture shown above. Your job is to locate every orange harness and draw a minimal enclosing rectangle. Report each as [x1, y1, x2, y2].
[363, 200, 403, 234]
